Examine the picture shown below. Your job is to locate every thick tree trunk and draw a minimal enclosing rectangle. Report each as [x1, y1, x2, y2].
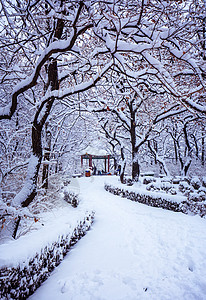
[42, 150, 50, 189]
[18, 31, 60, 206]
[20, 98, 54, 208]
[12, 99, 54, 240]
[183, 122, 192, 176]
[178, 121, 192, 177]
[120, 161, 126, 183]
[153, 140, 158, 164]
[42, 123, 51, 189]
[132, 151, 140, 181]
[181, 158, 192, 177]
[202, 134, 205, 166]
[174, 140, 178, 163]
[119, 147, 126, 184]
[12, 18, 63, 238]
[12, 123, 43, 209]
[130, 109, 140, 181]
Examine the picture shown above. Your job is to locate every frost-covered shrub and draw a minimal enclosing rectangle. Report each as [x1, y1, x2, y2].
[170, 188, 177, 195]
[105, 184, 181, 213]
[188, 189, 206, 202]
[161, 182, 173, 192]
[143, 177, 156, 185]
[146, 181, 177, 195]
[202, 177, 206, 188]
[180, 200, 206, 217]
[64, 191, 79, 208]
[126, 179, 133, 186]
[179, 181, 193, 194]
[199, 186, 206, 194]
[146, 182, 160, 191]
[178, 177, 206, 202]
[188, 192, 200, 202]
[184, 177, 191, 184]
[63, 179, 71, 186]
[197, 191, 206, 202]
[190, 177, 202, 190]
[105, 182, 206, 218]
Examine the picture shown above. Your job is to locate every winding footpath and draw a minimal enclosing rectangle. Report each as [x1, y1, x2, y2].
[29, 176, 206, 300]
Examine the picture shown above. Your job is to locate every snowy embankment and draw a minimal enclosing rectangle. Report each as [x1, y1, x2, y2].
[29, 176, 206, 300]
[0, 202, 94, 299]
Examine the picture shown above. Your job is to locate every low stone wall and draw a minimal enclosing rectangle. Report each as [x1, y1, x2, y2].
[105, 184, 182, 213]
[0, 211, 95, 300]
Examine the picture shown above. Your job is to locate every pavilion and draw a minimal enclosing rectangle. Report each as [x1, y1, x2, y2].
[80, 146, 115, 174]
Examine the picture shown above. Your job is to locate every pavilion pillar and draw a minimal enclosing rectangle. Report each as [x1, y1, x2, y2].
[89, 155, 92, 169]
[81, 155, 83, 168]
[108, 155, 110, 172]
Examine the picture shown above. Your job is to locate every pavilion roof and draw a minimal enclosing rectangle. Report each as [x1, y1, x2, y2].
[80, 146, 110, 157]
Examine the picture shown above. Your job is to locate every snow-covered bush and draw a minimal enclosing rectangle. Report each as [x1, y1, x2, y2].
[63, 179, 71, 186]
[178, 177, 206, 200]
[64, 191, 79, 208]
[0, 211, 95, 300]
[169, 188, 177, 195]
[143, 177, 156, 185]
[198, 186, 206, 195]
[146, 182, 160, 192]
[146, 181, 177, 195]
[105, 184, 181, 213]
[202, 177, 206, 188]
[190, 177, 202, 190]
[161, 182, 173, 192]
[188, 192, 200, 202]
[178, 181, 194, 195]
[126, 178, 133, 186]
[0, 199, 35, 241]
[189, 190, 206, 202]
[180, 200, 206, 217]
[105, 180, 206, 218]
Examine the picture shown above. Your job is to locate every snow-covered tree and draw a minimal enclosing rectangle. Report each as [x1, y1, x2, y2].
[0, 0, 206, 237]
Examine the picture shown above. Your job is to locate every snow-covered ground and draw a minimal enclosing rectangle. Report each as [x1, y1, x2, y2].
[29, 176, 206, 300]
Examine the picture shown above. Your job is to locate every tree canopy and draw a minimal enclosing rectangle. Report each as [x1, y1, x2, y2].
[0, 0, 206, 237]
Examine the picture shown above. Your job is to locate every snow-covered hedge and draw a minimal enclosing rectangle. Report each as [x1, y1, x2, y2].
[0, 211, 94, 300]
[64, 191, 79, 208]
[104, 184, 182, 213]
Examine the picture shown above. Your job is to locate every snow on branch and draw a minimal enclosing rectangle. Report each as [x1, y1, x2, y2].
[12, 154, 40, 207]
[154, 105, 187, 124]
[181, 94, 206, 114]
[164, 41, 205, 85]
[42, 61, 114, 101]
[0, 8, 92, 120]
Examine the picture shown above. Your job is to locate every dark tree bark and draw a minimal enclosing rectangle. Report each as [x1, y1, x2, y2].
[119, 146, 126, 184]
[174, 140, 178, 163]
[20, 97, 55, 208]
[12, 17, 64, 238]
[129, 97, 140, 182]
[179, 120, 193, 176]
[202, 127, 205, 166]
[202, 136, 205, 166]
[42, 123, 51, 190]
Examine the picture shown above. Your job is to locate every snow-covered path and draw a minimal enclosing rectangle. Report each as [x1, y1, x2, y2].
[29, 176, 206, 300]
